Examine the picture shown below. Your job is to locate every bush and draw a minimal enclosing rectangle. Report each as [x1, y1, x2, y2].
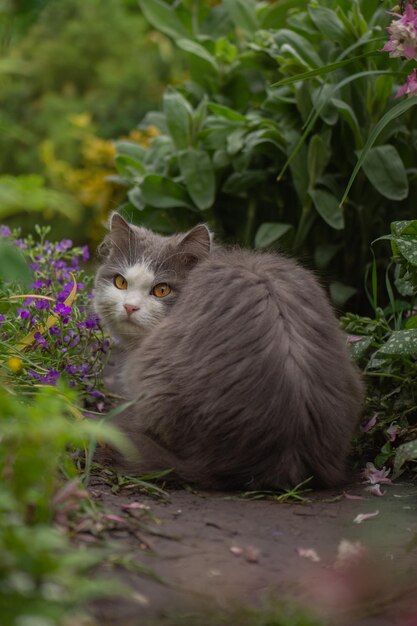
[113, 0, 414, 310]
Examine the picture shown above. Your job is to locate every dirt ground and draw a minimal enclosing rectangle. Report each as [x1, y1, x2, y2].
[88, 476, 417, 626]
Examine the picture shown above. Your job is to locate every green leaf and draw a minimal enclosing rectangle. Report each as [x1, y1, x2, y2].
[0, 241, 32, 288]
[208, 103, 248, 123]
[278, 69, 391, 182]
[176, 39, 218, 73]
[341, 97, 417, 206]
[141, 175, 194, 209]
[331, 98, 362, 147]
[308, 6, 348, 42]
[307, 134, 331, 187]
[391, 220, 417, 266]
[378, 329, 417, 357]
[254, 223, 293, 249]
[349, 336, 372, 360]
[393, 439, 417, 478]
[178, 149, 216, 210]
[405, 315, 417, 329]
[308, 189, 345, 230]
[271, 50, 379, 87]
[360, 145, 408, 201]
[163, 88, 192, 150]
[115, 155, 146, 178]
[138, 0, 188, 39]
[224, 0, 259, 34]
[115, 141, 147, 162]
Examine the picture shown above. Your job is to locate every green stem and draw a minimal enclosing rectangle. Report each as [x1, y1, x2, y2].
[244, 198, 256, 246]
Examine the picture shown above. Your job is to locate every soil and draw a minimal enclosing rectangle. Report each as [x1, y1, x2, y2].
[88, 476, 417, 626]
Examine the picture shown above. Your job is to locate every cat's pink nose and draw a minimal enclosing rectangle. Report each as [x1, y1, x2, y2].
[124, 303, 139, 316]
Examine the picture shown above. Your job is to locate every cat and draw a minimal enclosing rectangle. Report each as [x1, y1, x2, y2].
[93, 212, 364, 490]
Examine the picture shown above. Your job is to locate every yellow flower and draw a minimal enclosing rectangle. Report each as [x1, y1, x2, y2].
[7, 357, 23, 373]
[68, 112, 92, 129]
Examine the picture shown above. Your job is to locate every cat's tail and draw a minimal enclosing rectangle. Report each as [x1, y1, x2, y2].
[95, 433, 207, 486]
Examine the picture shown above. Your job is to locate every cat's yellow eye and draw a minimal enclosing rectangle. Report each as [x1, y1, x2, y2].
[152, 283, 171, 298]
[113, 274, 128, 290]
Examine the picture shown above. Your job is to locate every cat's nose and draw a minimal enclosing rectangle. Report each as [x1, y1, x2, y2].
[124, 303, 139, 316]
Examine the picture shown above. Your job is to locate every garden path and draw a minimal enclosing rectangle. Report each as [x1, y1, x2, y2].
[89, 476, 417, 626]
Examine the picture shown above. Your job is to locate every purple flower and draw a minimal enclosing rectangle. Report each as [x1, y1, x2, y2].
[32, 279, 45, 290]
[17, 308, 31, 320]
[35, 298, 50, 310]
[396, 68, 417, 97]
[56, 283, 73, 302]
[41, 369, 60, 385]
[30, 263, 40, 272]
[81, 246, 89, 261]
[362, 462, 393, 485]
[0, 313, 5, 324]
[0, 225, 11, 237]
[14, 239, 28, 249]
[55, 303, 72, 317]
[55, 239, 73, 252]
[34, 332, 48, 348]
[361, 413, 377, 433]
[49, 326, 61, 336]
[65, 365, 78, 375]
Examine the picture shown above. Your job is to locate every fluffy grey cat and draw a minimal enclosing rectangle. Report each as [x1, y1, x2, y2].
[93, 213, 363, 490]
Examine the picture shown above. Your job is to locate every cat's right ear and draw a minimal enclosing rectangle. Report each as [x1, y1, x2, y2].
[97, 212, 132, 260]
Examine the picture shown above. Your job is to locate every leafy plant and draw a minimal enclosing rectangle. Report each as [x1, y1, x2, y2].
[342, 219, 417, 472]
[113, 0, 414, 309]
[0, 225, 109, 403]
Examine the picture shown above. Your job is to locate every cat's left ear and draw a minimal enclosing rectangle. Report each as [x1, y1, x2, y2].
[178, 224, 212, 265]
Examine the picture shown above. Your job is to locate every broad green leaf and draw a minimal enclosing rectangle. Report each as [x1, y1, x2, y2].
[360, 145, 408, 201]
[378, 329, 417, 357]
[141, 175, 193, 209]
[178, 149, 216, 210]
[308, 189, 345, 230]
[275, 29, 323, 68]
[329, 282, 356, 306]
[176, 39, 219, 73]
[308, 6, 348, 42]
[406, 315, 417, 329]
[393, 439, 417, 478]
[254, 223, 293, 248]
[391, 220, 417, 267]
[138, 0, 188, 39]
[349, 336, 372, 360]
[307, 134, 331, 186]
[341, 97, 417, 206]
[314, 243, 340, 269]
[115, 155, 146, 178]
[163, 88, 192, 150]
[115, 141, 147, 162]
[224, 0, 259, 34]
[0, 241, 32, 288]
[208, 103, 247, 122]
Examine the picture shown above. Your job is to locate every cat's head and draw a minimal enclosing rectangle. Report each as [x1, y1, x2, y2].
[93, 213, 211, 345]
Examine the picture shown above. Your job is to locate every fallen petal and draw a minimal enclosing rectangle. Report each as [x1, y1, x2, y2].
[245, 546, 260, 563]
[343, 491, 366, 501]
[365, 484, 385, 497]
[297, 547, 321, 562]
[353, 511, 379, 524]
[335, 539, 367, 569]
[230, 546, 243, 557]
[103, 513, 127, 525]
[122, 502, 151, 511]
[361, 413, 378, 433]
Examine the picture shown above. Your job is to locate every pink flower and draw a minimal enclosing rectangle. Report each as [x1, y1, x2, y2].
[346, 335, 364, 344]
[365, 484, 385, 497]
[361, 413, 377, 433]
[386, 423, 399, 442]
[396, 68, 417, 97]
[361, 462, 393, 485]
[382, 3, 417, 60]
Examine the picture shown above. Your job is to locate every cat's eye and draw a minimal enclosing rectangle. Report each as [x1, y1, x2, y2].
[152, 283, 171, 298]
[113, 274, 128, 290]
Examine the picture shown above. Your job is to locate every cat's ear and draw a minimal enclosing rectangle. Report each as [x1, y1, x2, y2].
[178, 224, 211, 267]
[97, 212, 133, 260]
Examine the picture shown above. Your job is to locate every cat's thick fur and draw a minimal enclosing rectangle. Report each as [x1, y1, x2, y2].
[94, 214, 364, 490]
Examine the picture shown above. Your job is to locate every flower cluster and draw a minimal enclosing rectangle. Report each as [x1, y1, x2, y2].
[0, 225, 109, 404]
[382, 2, 417, 97]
